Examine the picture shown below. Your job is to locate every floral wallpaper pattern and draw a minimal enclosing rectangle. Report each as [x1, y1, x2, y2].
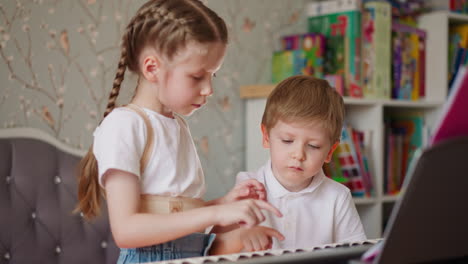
[0, 0, 309, 199]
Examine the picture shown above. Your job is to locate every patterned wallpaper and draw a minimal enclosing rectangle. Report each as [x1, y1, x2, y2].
[0, 0, 309, 199]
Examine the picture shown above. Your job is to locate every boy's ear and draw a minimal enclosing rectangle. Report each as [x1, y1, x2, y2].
[141, 55, 160, 82]
[325, 141, 340, 163]
[261, 124, 270, 149]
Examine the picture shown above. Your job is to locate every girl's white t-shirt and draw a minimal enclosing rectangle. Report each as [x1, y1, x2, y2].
[93, 107, 206, 198]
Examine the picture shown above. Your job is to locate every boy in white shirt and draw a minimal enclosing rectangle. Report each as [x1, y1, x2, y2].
[236, 75, 366, 251]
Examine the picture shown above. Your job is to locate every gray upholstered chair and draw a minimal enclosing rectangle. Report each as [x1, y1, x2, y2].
[0, 128, 119, 264]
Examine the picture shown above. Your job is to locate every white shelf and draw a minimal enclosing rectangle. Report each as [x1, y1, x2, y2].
[381, 195, 400, 203]
[242, 11, 455, 240]
[447, 11, 468, 23]
[353, 197, 377, 205]
[343, 97, 443, 108]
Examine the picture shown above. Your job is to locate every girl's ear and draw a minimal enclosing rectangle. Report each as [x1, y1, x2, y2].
[261, 124, 271, 149]
[141, 55, 160, 82]
[325, 141, 340, 163]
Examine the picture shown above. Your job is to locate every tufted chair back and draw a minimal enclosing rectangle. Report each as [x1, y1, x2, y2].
[0, 132, 119, 264]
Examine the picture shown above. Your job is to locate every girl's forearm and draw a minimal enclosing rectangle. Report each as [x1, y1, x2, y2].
[205, 197, 225, 206]
[112, 206, 218, 248]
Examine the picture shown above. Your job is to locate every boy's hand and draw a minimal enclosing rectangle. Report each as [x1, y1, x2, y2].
[240, 226, 284, 252]
[219, 179, 267, 204]
[214, 199, 282, 228]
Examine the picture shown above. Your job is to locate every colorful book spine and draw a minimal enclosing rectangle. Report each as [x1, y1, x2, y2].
[333, 124, 366, 197]
[448, 24, 468, 87]
[391, 22, 426, 100]
[351, 128, 374, 197]
[386, 133, 396, 194]
[301, 33, 326, 78]
[419, 31, 426, 98]
[392, 28, 403, 99]
[307, 0, 363, 98]
[384, 110, 425, 193]
[325, 74, 345, 96]
[409, 32, 420, 101]
[272, 33, 325, 82]
[326, 123, 376, 197]
[362, 1, 391, 99]
[272, 50, 307, 83]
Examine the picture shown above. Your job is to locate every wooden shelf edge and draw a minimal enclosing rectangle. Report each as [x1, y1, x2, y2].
[240, 85, 275, 98]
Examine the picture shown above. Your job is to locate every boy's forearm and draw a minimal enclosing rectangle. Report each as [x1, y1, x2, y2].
[209, 229, 243, 255]
[211, 223, 238, 234]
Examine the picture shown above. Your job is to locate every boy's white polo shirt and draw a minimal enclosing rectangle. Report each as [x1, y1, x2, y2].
[236, 160, 366, 249]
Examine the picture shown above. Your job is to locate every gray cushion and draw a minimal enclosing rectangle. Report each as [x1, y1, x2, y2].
[0, 138, 119, 264]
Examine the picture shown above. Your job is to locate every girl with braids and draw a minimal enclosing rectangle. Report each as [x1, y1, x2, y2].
[75, 0, 283, 262]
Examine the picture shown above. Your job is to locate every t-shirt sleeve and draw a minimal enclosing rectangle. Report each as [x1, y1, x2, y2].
[235, 171, 254, 185]
[334, 189, 367, 243]
[93, 109, 147, 187]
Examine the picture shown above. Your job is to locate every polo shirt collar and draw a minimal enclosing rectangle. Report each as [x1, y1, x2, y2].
[263, 159, 325, 199]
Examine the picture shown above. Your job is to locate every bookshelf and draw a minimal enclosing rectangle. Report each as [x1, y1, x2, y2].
[241, 11, 465, 239]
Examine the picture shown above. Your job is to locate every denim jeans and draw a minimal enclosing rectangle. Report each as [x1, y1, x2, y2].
[117, 233, 216, 264]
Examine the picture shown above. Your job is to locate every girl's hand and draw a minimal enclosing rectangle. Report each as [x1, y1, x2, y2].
[219, 179, 267, 204]
[240, 226, 284, 252]
[214, 199, 282, 228]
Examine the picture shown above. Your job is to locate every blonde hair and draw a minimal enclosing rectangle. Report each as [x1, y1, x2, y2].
[75, 0, 228, 219]
[261, 75, 345, 143]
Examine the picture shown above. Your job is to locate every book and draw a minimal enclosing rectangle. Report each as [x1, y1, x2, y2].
[418, 30, 426, 98]
[391, 22, 426, 100]
[384, 110, 425, 194]
[281, 33, 326, 78]
[307, 0, 362, 15]
[387, 0, 426, 25]
[409, 31, 420, 101]
[351, 128, 374, 196]
[430, 66, 468, 145]
[325, 123, 373, 196]
[362, 1, 391, 99]
[272, 33, 325, 83]
[427, 0, 468, 13]
[272, 50, 307, 83]
[307, 0, 363, 98]
[334, 124, 366, 197]
[325, 74, 345, 96]
[448, 24, 468, 87]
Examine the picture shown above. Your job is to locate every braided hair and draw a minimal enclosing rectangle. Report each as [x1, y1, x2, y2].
[76, 0, 228, 219]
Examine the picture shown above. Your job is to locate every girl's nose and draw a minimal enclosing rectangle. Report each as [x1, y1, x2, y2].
[201, 82, 213, 96]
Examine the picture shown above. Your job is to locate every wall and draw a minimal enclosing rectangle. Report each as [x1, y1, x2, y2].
[0, 0, 308, 199]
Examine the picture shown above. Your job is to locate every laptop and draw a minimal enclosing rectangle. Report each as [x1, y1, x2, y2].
[371, 136, 468, 264]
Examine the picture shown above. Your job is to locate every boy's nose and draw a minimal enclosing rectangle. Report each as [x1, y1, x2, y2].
[292, 147, 306, 161]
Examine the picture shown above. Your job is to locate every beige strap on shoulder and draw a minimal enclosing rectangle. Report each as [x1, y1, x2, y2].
[125, 104, 205, 216]
[125, 104, 154, 175]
